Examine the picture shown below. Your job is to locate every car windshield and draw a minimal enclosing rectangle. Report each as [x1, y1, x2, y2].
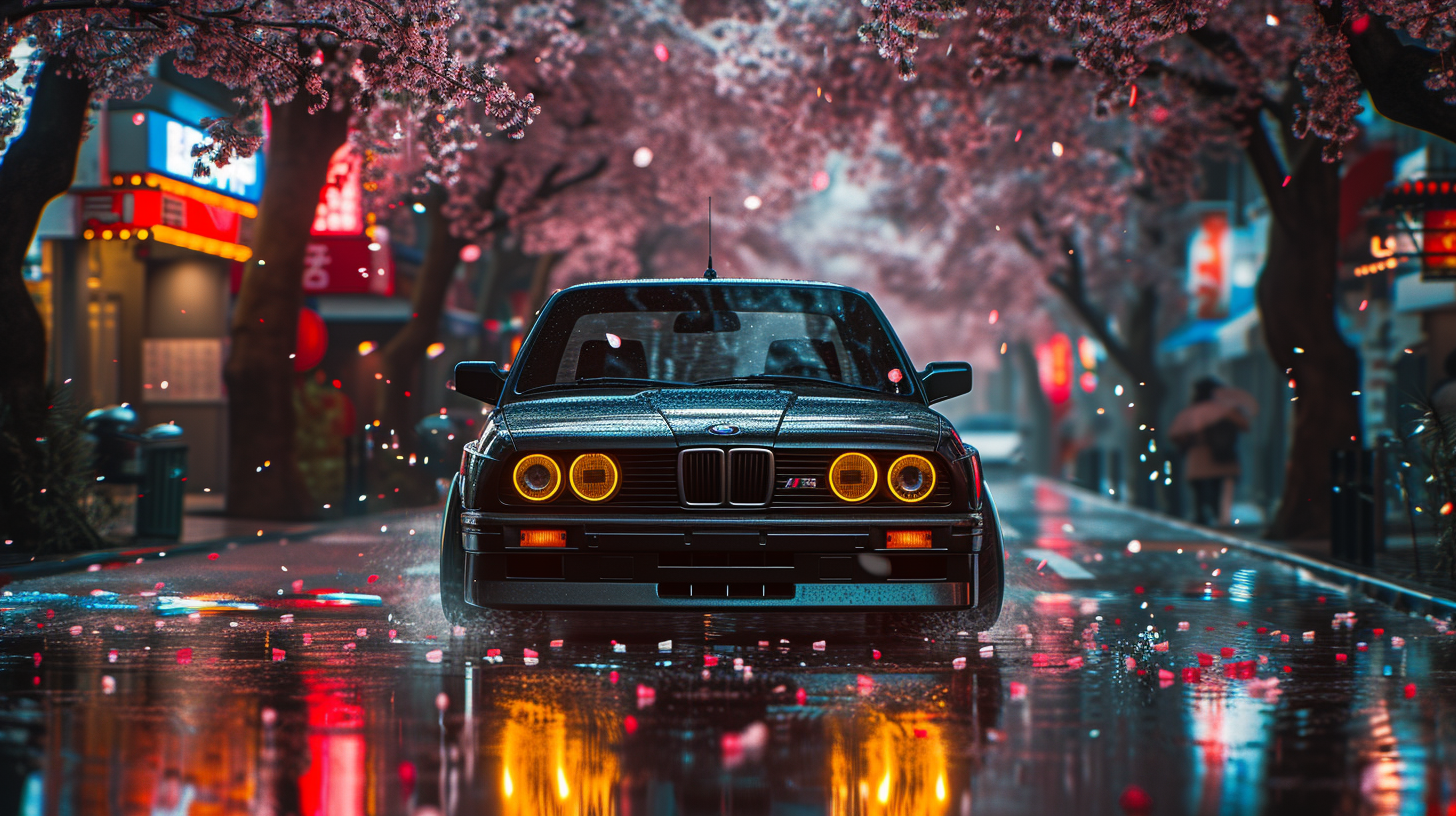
[512, 283, 916, 396]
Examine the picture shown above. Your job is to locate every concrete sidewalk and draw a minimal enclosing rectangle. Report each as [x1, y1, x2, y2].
[1038, 477, 1456, 619]
[1, 493, 426, 580]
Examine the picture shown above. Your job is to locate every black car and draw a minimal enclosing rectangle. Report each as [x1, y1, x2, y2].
[442, 278, 1004, 629]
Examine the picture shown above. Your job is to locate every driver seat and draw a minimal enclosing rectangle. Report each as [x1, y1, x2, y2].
[764, 339, 840, 380]
[576, 339, 649, 379]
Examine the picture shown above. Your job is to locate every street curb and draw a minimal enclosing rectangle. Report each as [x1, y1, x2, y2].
[1035, 476, 1456, 620]
[0, 507, 433, 583]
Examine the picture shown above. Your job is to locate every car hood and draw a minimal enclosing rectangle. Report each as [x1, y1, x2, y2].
[498, 388, 947, 450]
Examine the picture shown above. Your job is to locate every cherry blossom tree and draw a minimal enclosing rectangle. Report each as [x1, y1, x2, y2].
[839, 0, 1371, 539]
[1, 0, 544, 518]
[353, 0, 835, 493]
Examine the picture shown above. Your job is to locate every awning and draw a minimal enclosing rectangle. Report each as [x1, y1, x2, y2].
[1159, 307, 1260, 358]
[1159, 319, 1225, 352]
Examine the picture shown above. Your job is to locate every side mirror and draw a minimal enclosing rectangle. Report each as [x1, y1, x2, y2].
[918, 361, 972, 404]
[454, 361, 508, 404]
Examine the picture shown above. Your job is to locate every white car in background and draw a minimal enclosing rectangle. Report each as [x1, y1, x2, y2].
[954, 413, 1023, 465]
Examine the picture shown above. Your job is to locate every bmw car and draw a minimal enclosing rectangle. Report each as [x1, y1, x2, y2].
[442, 278, 1004, 629]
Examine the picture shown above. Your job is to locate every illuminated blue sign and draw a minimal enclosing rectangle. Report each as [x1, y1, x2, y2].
[143, 112, 264, 202]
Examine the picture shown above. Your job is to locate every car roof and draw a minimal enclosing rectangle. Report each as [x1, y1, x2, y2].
[554, 278, 870, 296]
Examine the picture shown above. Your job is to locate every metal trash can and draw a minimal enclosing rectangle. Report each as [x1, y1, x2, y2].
[136, 423, 188, 541]
[83, 405, 142, 485]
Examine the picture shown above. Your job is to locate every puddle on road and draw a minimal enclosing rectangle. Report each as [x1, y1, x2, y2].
[4, 486, 1456, 814]
[3, 561, 1456, 815]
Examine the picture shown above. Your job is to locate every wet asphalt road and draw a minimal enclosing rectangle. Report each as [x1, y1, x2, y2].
[3, 471, 1456, 815]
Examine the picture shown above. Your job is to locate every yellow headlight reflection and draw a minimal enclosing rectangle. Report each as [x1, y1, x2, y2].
[569, 453, 620, 502]
[887, 454, 936, 503]
[513, 454, 561, 502]
[829, 452, 877, 502]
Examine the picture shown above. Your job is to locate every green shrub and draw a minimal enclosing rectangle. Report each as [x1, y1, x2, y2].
[1412, 400, 1456, 578]
[0, 387, 111, 556]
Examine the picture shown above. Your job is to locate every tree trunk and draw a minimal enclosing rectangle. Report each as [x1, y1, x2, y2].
[223, 98, 350, 519]
[1257, 145, 1361, 540]
[0, 58, 91, 434]
[371, 188, 467, 503]
[1315, 2, 1456, 145]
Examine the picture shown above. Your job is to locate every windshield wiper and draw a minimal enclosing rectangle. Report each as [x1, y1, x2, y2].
[693, 374, 876, 392]
[521, 377, 684, 394]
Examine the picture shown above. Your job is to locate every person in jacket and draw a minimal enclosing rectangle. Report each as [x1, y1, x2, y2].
[1170, 377, 1253, 526]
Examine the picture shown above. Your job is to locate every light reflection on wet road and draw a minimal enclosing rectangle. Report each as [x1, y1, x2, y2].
[3, 472, 1455, 815]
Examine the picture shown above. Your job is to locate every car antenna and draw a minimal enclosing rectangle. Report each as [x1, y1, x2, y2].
[703, 196, 717, 280]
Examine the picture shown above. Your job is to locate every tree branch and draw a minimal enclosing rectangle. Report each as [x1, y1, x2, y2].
[1318, 1, 1456, 144]
[1042, 230, 1160, 387]
[534, 155, 608, 202]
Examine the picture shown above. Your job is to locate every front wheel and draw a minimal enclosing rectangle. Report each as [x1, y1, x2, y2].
[438, 476, 544, 634]
[439, 476, 472, 627]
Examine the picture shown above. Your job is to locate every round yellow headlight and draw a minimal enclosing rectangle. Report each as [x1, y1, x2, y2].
[887, 454, 936, 503]
[512, 454, 561, 502]
[829, 452, 878, 503]
[569, 453, 620, 502]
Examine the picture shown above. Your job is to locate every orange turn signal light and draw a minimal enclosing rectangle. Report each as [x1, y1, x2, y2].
[519, 529, 567, 547]
[886, 530, 933, 549]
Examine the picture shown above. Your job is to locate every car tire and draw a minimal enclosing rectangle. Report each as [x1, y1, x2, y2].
[439, 475, 473, 627]
[439, 476, 545, 634]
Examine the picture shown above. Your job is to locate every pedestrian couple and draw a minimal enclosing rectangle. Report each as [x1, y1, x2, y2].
[1170, 377, 1258, 527]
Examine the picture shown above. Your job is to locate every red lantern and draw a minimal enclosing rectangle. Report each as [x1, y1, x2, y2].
[295, 307, 328, 372]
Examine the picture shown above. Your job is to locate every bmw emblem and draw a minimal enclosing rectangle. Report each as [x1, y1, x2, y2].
[708, 424, 741, 436]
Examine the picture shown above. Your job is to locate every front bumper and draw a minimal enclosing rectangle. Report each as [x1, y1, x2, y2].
[458, 510, 989, 611]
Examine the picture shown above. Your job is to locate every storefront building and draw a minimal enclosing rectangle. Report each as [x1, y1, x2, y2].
[22, 64, 263, 493]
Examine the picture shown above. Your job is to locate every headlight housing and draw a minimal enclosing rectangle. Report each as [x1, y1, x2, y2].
[569, 452, 621, 502]
[887, 454, 936, 503]
[512, 453, 562, 502]
[829, 452, 878, 503]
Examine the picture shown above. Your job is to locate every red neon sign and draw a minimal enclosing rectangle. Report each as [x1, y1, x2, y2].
[1424, 210, 1456, 279]
[1188, 211, 1230, 319]
[312, 143, 363, 235]
[1037, 333, 1073, 406]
